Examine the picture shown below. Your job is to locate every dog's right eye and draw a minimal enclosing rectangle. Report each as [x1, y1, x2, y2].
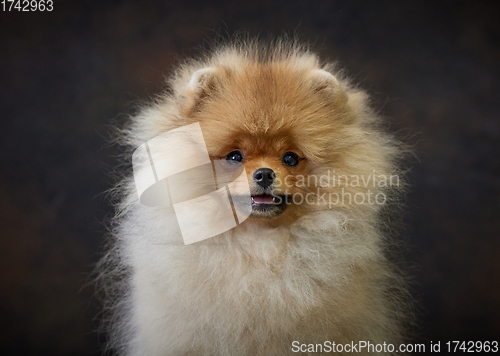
[226, 150, 244, 164]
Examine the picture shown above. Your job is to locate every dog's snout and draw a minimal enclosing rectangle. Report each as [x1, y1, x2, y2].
[253, 168, 275, 188]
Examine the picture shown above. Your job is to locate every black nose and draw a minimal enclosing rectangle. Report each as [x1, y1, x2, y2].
[253, 168, 275, 188]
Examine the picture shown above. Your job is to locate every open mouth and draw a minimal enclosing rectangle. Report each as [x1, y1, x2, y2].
[251, 194, 275, 205]
[250, 194, 289, 218]
[231, 194, 290, 219]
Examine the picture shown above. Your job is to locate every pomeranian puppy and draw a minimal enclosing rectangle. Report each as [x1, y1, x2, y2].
[101, 39, 410, 355]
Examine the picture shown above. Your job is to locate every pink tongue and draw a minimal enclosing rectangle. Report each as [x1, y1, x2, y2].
[253, 195, 274, 204]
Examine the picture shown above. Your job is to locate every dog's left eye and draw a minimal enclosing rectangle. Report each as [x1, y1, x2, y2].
[226, 150, 244, 164]
[282, 152, 299, 167]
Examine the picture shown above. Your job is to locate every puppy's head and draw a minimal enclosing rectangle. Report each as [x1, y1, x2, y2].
[177, 59, 354, 224]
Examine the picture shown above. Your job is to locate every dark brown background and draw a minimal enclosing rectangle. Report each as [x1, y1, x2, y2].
[1, 0, 499, 355]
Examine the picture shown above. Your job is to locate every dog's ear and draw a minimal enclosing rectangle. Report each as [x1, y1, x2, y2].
[308, 69, 349, 109]
[308, 69, 342, 94]
[308, 69, 357, 122]
[181, 67, 225, 116]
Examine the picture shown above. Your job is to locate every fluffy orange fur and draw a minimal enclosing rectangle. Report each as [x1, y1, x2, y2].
[101, 39, 410, 355]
